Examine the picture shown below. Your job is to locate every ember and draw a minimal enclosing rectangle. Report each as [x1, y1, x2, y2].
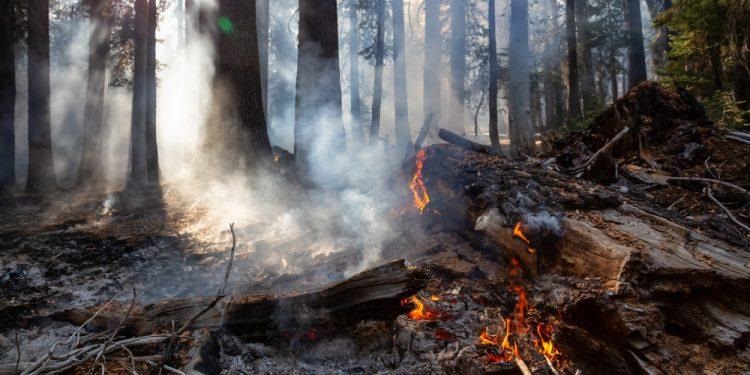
[401, 295, 441, 320]
[513, 222, 536, 254]
[409, 148, 431, 214]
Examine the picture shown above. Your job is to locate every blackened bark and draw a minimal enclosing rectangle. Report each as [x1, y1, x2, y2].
[145, 0, 159, 183]
[27, 0, 57, 193]
[129, 0, 147, 186]
[213, 0, 272, 169]
[575, 0, 596, 112]
[348, 1, 363, 144]
[78, 0, 110, 187]
[488, 0, 500, 148]
[368, 0, 385, 145]
[392, 0, 412, 154]
[508, 0, 534, 156]
[565, 0, 581, 122]
[624, 0, 647, 89]
[449, 0, 466, 135]
[294, 0, 345, 168]
[423, 0, 442, 125]
[0, 0, 15, 191]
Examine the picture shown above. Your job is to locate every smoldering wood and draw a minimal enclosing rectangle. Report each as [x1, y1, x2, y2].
[438, 128, 503, 156]
[53, 260, 427, 339]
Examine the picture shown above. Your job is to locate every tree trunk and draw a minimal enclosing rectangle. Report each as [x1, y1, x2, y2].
[575, 0, 596, 112]
[145, 0, 159, 184]
[710, 43, 723, 91]
[294, 0, 345, 168]
[565, 0, 581, 123]
[423, 0, 442, 126]
[177, 0, 185, 48]
[0, 0, 15, 191]
[256, 0, 269, 118]
[449, 0, 467, 135]
[736, 63, 750, 117]
[211, 0, 272, 169]
[368, 0, 386, 145]
[624, 0, 647, 89]
[129, 0, 148, 186]
[78, 0, 110, 188]
[645, 0, 671, 77]
[348, 1, 363, 144]
[392, 0, 412, 154]
[27, 0, 57, 193]
[508, 0, 534, 156]
[488, 0, 500, 148]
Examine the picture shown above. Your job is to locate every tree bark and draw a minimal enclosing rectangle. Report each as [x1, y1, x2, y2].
[0, 0, 15, 191]
[27, 0, 57, 193]
[256, 0, 269, 118]
[211, 0, 272, 169]
[368, 0, 386, 145]
[145, 0, 159, 184]
[710, 43, 723, 91]
[565, 0, 581, 123]
[449, 0, 467, 135]
[348, 1, 363, 144]
[78, 0, 110, 188]
[294, 0, 345, 168]
[129, 0, 148, 186]
[488, 0, 500, 148]
[624, 0, 647, 89]
[644, 0, 671, 77]
[392, 0, 412, 154]
[508, 0, 534, 156]
[575, 0, 597, 112]
[423, 0, 442, 126]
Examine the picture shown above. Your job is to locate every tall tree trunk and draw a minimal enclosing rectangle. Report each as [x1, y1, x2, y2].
[709, 43, 723, 91]
[209, 0, 272, 169]
[610, 50, 619, 102]
[508, 0, 534, 156]
[78, 0, 110, 187]
[129, 0, 147, 186]
[644, 0, 671, 77]
[27, 0, 57, 193]
[544, 0, 563, 130]
[177, 0, 185, 48]
[423, 0, 442, 127]
[624, 0, 647, 89]
[145, 0, 159, 184]
[735, 63, 750, 119]
[565, 0, 581, 122]
[392, 0, 412, 154]
[0, 0, 16, 191]
[368, 0, 385, 145]
[488, 0, 500, 148]
[256, 0, 269, 118]
[575, 0, 596, 112]
[294, 0, 345, 168]
[449, 0, 467, 135]
[348, 1, 363, 145]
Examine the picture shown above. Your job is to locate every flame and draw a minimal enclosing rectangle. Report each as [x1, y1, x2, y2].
[513, 222, 537, 254]
[536, 323, 561, 362]
[430, 294, 440, 302]
[409, 149, 430, 214]
[401, 296, 440, 320]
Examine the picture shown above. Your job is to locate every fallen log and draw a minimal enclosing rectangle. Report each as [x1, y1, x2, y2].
[53, 259, 427, 339]
[438, 128, 503, 156]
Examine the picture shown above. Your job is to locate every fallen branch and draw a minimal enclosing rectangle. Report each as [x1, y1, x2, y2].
[667, 177, 750, 199]
[544, 356, 560, 375]
[514, 356, 532, 375]
[725, 135, 750, 145]
[568, 126, 630, 176]
[413, 113, 435, 151]
[729, 131, 750, 140]
[706, 187, 750, 234]
[438, 128, 502, 156]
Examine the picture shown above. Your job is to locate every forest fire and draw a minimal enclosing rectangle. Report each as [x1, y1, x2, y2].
[409, 149, 431, 214]
[513, 222, 537, 254]
[401, 295, 441, 320]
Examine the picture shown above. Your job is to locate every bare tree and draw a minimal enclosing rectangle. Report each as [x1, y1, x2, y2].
[0, 0, 15, 192]
[27, 0, 57, 192]
[369, 0, 386, 145]
[624, 0, 647, 89]
[508, 0, 534, 156]
[129, 0, 148, 186]
[423, 0, 442, 127]
[488, 0, 500, 148]
[392, 0, 412, 153]
[145, 0, 159, 183]
[565, 0, 581, 122]
[348, 0, 363, 144]
[256, 0, 269, 117]
[449, 0, 467, 135]
[575, 0, 597, 111]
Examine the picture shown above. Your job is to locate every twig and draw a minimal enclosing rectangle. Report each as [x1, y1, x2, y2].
[574, 370, 582, 375]
[667, 196, 685, 211]
[514, 356, 532, 375]
[668, 177, 750, 199]
[729, 131, 750, 140]
[544, 355, 560, 375]
[567, 126, 630, 176]
[704, 156, 717, 179]
[91, 289, 137, 372]
[726, 135, 750, 145]
[14, 333, 20, 375]
[706, 187, 750, 234]
[144, 360, 185, 375]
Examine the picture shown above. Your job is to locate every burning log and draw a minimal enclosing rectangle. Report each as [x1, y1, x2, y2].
[437, 128, 503, 156]
[53, 259, 427, 339]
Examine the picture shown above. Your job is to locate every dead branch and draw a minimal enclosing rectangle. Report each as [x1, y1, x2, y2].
[413, 113, 435, 150]
[568, 126, 630, 176]
[668, 177, 750, 199]
[726, 135, 750, 145]
[514, 356, 532, 375]
[706, 187, 750, 234]
[13, 333, 20, 375]
[729, 131, 750, 140]
[438, 128, 502, 156]
[544, 356, 560, 375]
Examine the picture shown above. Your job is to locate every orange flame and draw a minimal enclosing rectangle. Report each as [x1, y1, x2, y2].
[513, 222, 537, 254]
[409, 149, 430, 214]
[402, 296, 440, 320]
[430, 294, 440, 302]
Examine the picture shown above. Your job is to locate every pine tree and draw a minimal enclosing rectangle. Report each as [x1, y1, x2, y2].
[0, 0, 15, 192]
[508, 0, 534, 156]
[392, 0, 412, 154]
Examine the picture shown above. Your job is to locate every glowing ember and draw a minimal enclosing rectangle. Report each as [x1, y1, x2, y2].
[409, 149, 430, 214]
[401, 295, 440, 320]
[513, 222, 537, 254]
[430, 294, 440, 302]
